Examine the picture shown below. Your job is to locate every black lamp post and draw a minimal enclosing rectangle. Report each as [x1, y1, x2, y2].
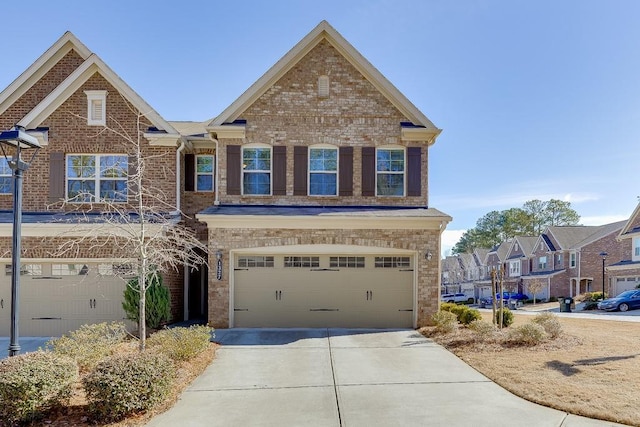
[0, 126, 41, 357]
[599, 251, 608, 300]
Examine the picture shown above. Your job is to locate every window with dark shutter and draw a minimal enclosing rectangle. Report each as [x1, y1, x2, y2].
[339, 146, 353, 196]
[184, 154, 195, 191]
[407, 147, 422, 197]
[49, 152, 65, 202]
[361, 147, 375, 197]
[293, 146, 307, 196]
[226, 145, 241, 195]
[272, 146, 286, 195]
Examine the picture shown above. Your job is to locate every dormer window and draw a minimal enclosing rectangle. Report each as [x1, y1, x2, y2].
[85, 90, 107, 126]
[318, 75, 329, 97]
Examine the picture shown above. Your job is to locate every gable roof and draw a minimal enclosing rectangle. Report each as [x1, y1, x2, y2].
[208, 21, 440, 142]
[545, 226, 597, 250]
[506, 236, 538, 259]
[0, 32, 92, 116]
[618, 202, 640, 239]
[473, 248, 490, 265]
[572, 220, 626, 249]
[17, 52, 179, 138]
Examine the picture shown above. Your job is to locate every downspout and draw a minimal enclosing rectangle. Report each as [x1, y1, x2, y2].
[575, 249, 581, 297]
[213, 135, 220, 205]
[173, 138, 186, 215]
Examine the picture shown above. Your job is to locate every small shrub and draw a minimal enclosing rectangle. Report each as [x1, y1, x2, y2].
[459, 307, 482, 325]
[123, 273, 171, 329]
[531, 312, 563, 338]
[147, 325, 214, 361]
[439, 302, 458, 313]
[0, 351, 78, 424]
[548, 296, 558, 302]
[583, 301, 599, 310]
[432, 310, 457, 334]
[83, 351, 176, 421]
[468, 320, 496, 340]
[494, 307, 514, 328]
[589, 291, 606, 301]
[47, 321, 127, 371]
[507, 323, 547, 345]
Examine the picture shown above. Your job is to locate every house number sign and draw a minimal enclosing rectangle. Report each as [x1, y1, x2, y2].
[216, 258, 223, 281]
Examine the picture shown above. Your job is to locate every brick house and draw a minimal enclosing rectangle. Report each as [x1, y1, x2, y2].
[607, 203, 640, 295]
[522, 222, 625, 299]
[0, 21, 451, 335]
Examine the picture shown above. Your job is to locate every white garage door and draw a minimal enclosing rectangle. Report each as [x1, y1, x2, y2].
[615, 277, 640, 295]
[0, 263, 130, 337]
[233, 254, 414, 328]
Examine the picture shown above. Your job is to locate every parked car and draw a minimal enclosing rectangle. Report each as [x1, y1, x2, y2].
[441, 293, 472, 304]
[479, 292, 529, 307]
[597, 289, 640, 312]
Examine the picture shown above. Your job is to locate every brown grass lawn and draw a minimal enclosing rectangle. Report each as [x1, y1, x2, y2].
[421, 313, 640, 426]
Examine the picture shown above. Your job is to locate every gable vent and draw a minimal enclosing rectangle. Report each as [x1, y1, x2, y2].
[318, 75, 329, 97]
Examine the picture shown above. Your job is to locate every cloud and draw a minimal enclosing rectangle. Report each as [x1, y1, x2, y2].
[441, 229, 465, 258]
[580, 215, 629, 226]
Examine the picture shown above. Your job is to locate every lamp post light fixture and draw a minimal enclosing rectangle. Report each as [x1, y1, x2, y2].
[599, 251, 608, 301]
[0, 126, 41, 357]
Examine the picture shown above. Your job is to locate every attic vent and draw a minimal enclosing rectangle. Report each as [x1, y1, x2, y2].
[85, 90, 107, 126]
[318, 75, 329, 97]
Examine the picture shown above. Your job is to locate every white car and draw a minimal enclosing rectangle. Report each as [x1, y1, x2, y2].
[441, 293, 471, 304]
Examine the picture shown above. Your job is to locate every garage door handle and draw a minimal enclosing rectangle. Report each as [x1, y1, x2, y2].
[310, 308, 339, 311]
[234, 308, 249, 312]
[399, 269, 414, 272]
[234, 268, 249, 271]
[310, 268, 339, 272]
[0, 298, 3, 308]
[398, 309, 413, 312]
[275, 290, 282, 300]
[32, 317, 62, 320]
[366, 290, 373, 300]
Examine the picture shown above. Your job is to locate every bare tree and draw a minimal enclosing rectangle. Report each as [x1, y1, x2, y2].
[48, 97, 208, 350]
[527, 279, 545, 305]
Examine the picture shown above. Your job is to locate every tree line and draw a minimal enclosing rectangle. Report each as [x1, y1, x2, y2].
[452, 199, 580, 254]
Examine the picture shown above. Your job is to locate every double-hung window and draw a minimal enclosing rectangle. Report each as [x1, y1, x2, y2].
[0, 158, 11, 194]
[376, 148, 405, 196]
[538, 256, 547, 270]
[67, 154, 128, 202]
[570, 252, 576, 268]
[309, 146, 337, 196]
[242, 146, 271, 195]
[634, 237, 640, 261]
[196, 155, 214, 191]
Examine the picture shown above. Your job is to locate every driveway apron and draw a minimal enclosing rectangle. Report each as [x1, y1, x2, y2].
[147, 329, 620, 427]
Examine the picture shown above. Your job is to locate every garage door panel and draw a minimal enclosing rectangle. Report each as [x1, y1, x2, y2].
[233, 253, 414, 328]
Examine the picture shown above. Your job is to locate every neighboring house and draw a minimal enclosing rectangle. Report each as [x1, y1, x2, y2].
[0, 32, 184, 336]
[0, 21, 451, 335]
[503, 236, 537, 293]
[608, 203, 640, 295]
[522, 222, 626, 299]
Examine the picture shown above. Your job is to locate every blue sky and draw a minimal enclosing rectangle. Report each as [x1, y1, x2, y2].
[2, 1, 639, 254]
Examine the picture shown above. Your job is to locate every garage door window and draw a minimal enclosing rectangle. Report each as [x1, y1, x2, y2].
[52, 264, 89, 276]
[330, 257, 365, 268]
[238, 256, 274, 268]
[375, 257, 410, 268]
[284, 256, 319, 268]
[98, 263, 135, 277]
[4, 264, 42, 276]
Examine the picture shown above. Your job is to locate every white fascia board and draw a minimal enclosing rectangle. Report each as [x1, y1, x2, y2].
[26, 129, 49, 147]
[401, 127, 441, 145]
[207, 124, 246, 139]
[143, 132, 182, 147]
[232, 244, 414, 255]
[0, 222, 167, 238]
[195, 214, 450, 230]
[0, 257, 137, 263]
[18, 55, 180, 138]
[0, 32, 91, 115]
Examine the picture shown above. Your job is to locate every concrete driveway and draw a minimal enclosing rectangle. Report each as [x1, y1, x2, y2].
[147, 328, 620, 427]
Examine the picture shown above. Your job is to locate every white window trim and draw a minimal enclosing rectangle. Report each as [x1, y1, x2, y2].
[241, 144, 272, 196]
[66, 153, 128, 203]
[84, 90, 107, 126]
[308, 144, 338, 196]
[633, 237, 640, 261]
[0, 157, 11, 194]
[375, 145, 406, 197]
[195, 154, 215, 192]
[509, 260, 521, 277]
[570, 251, 577, 268]
[538, 256, 547, 270]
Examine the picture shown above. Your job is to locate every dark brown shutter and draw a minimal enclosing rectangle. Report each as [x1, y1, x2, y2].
[361, 147, 375, 197]
[407, 147, 422, 197]
[128, 155, 139, 198]
[226, 145, 241, 195]
[339, 146, 353, 196]
[272, 146, 286, 195]
[293, 146, 308, 196]
[184, 153, 195, 191]
[49, 152, 65, 202]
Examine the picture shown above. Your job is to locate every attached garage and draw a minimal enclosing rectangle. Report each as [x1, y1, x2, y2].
[0, 262, 130, 337]
[614, 277, 640, 295]
[231, 248, 415, 328]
